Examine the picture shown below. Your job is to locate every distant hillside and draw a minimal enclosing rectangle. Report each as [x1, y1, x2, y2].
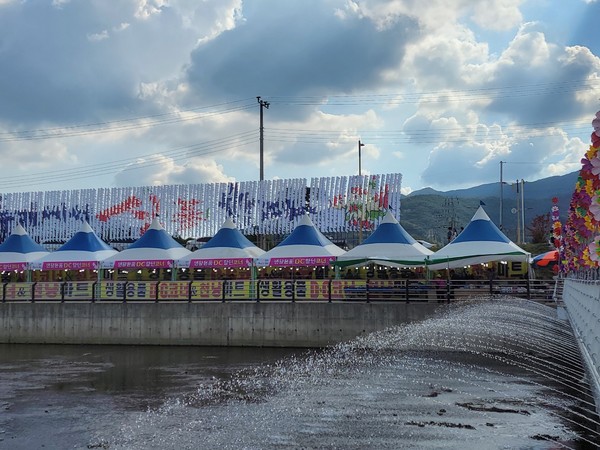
[400, 171, 578, 246]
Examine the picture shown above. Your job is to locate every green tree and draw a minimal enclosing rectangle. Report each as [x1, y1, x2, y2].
[527, 213, 551, 244]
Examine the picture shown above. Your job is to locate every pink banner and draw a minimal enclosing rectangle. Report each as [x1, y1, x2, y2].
[189, 258, 252, 268]
[42, 261, 98, 270]
[114, 259, 173, 269]
[268, 256, 337, 267]
[0, 262, 27, 271]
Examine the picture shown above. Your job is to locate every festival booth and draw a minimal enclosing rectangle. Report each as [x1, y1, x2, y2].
[99, 217, 191, 301]
[254, 214, 346, 301]
[426, 206, 529, 297]
[172, 217, 266, 301]
[176, 217, 265, 277]
[26, 221, 118, 301]
[427, 206, 528, 270]
[335, 211, 433, 271]
[330, 211, 433, 299]
[0, 224, 49, 283]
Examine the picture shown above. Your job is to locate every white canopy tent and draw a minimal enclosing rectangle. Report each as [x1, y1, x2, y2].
[29, 221, 117, 270]
[0, 224, 49, 271]
[426, 206, 529, 270]
[101, 217, 190, 270]
[176, 217, 265, 269]
[255, 214, 345, 267]
[335, 211, 432, 268]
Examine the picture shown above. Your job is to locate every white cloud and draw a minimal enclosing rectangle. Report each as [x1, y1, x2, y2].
[87, 30, 109, 42]
[113, 22, 130, 32]
[51, 0, 71, 8]
[340, 0, 523, 32]
[134, 0, 167, 20]
[0, 0, 598, 195]
[114, 155, 235, 187]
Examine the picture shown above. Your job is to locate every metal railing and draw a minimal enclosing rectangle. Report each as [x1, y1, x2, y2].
[0, 278, 556, 303]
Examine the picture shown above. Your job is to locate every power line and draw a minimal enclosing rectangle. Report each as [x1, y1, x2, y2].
[0, 99, 257, 143]
[0, 131, 257, 190]
[268, 79, 600, 105]
[264, 118, 594, 145]
[0, 80, 596, 189]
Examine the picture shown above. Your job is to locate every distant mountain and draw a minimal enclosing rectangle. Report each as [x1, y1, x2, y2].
[407, 171, 578, 200]
[399, 171, 579, 246]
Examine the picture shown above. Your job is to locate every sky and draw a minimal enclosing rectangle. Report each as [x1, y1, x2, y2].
[0, 0, 599, 195]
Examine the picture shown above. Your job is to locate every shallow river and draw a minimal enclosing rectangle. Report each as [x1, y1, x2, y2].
[0, 299, 598, 449]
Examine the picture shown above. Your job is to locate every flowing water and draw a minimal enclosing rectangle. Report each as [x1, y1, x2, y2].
[0, 298, 599, 449]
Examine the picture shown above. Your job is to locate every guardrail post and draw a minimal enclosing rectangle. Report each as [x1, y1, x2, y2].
[222, 280, 227, 303]
[366, 280, 370, 303]
[291, 280, 295, 303]
[60, 282, 65, 303]
[155, 281, 160, 303]
[91, 281, 96, 303]
[526, 278, 531, 300]
[2, 283, 6, 303]
[31, 282, 36, 303]
[328, 279, 332, 303]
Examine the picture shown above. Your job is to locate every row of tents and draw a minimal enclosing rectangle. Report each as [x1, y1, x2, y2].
[0, 206, 530, 273]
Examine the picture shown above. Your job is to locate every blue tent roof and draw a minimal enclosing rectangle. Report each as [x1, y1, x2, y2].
[200, 218, 256, 250]
[427, 206, 528, 269]
[335, 211, 432, 267]
[57, 221, 114, 252]
[451, 215, 510, 244]
[176, 218, 264, 267]
[127, 218, 184, 250]
[256, 215, 345, 266]
[101, 218, 190, 268]
[29, 221, 118, 270]
[276, 216, 336, 248]
[0, 224, 48, 254]
[362, 212, 418, 245]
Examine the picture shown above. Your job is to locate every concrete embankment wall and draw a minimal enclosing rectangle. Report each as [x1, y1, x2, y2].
[0, 302, 441, 347]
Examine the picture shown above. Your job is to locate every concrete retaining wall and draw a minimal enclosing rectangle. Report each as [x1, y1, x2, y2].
[563, 279, 600, 416]
[0, 302, 441, 347]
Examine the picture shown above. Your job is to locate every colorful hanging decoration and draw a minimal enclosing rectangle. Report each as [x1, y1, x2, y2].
[0, 174, 403, 244]
[550, 197, 564, 272]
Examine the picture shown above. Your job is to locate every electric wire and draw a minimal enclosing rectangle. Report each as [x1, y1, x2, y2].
[0, 80, 597, 189]
[0, 99, 257, 142]
[0, 131, 257, 190]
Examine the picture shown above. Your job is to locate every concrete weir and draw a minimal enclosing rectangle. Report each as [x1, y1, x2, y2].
[0, 302, 441, 347]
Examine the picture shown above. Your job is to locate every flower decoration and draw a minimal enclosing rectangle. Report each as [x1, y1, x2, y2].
[562, 111, 600, 273]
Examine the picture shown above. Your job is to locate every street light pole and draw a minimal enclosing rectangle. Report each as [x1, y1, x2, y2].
[257, 96, 270, 181]
[515, 179, 520, 244]
[521, 179, 525, 243]
[358, 140, 365, 176]
[358, 140, 366, 244]
[499, 161, 504, 230]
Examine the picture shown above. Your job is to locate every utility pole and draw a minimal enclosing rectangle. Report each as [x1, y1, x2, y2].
[358, 140, 366, 244]
[520, 179, 525, 243]
[515, 179, 521, 244]
[499, 161, 504, 230]
[358, 140, 365, 176]
[257, 96, 270, 181]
